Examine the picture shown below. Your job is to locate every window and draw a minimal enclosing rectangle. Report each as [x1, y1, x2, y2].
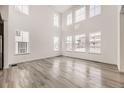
[15, 5, 29, 15]
[75, 7, 86, 23]
[67, 13, 72, 25]
[74, 34, 86, 52]
[65, 36, 72, 51]
[54, 37, 59, 51]
[89, 5, 101, 18]
[54, 14, 59, 27]
[89, 32, 101, 54]
[15, 30, 30, 55]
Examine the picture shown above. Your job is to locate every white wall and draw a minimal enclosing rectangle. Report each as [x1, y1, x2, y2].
[0, 5, 121, 68]
[7, 5, 61, 66]
[62, 5, 119, 65]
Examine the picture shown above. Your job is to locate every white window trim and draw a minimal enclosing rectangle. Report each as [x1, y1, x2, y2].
[54, 36, 59, 51]
[89, 32, 101, 54]
[15, 30, 30, 55]
[75, 6, 86, 23]
[74, 34, 86, 52]
[15, 5, 29, 15]
[67, 13, 72, 26]
[54, 14, 59, 27]
[65, 36, 73, 51]
[89, 5, 101, 18]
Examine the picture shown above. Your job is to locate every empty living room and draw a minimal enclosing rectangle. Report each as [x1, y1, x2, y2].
[0, 0, 124, 90]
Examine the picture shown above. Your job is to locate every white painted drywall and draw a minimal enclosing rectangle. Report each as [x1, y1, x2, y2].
[7, 5, 61, 66]
[62, 5, 119, 65]
[0, 5, 121, 68]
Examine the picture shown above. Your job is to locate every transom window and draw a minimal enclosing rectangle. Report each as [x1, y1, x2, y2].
[75, 6, 86, 23]
[15, 5, 29, 15]
[89, 5, 101, 18]
[54, 14, 59, 27]
[67, 13, 72, 26]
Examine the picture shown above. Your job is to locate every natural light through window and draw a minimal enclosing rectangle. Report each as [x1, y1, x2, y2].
[15, 5, 29, 15]
[54, 14, 59, 27]
[65, 36, 72, 51]
[67, 13, 72, 26]
[89, 32, 101, 54]
[75, 6, 86, 23]
[89, 5, 101, 18]
[74, 34, 86, 52]
[15, 30, 30, 55]
[54, 37, 59, 51]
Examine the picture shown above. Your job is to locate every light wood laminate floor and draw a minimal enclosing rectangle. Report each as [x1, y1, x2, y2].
[0, 56, 124, 88]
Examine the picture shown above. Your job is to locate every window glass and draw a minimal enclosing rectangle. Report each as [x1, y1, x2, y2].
[74, 34, 86, 52]
[54, 14, 59, 27]
[15, 30, 30, 54]
[89, 5, 101, 18]
[54, 37, 59, 51]
[75, 7, 86, 23]
[89, 32, 101, 53]
[65, 36, 72, 51]
[15, 5, 29, 15]
[67, 13, 72, 25]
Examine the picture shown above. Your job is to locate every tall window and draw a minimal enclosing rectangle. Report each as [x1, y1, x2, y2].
[15, 5, 29, 15]
[67, 13, 72, 26]
[15, 30, 30, 55]
[54, 37, 59, 51]
[65, 36, 72, 51]
[75, 6, 86, 23]
[74, 34, 86, 52]
[89, 5, 101, 18]
[54, 14, 59, 27]
[89, 32, 101, 54]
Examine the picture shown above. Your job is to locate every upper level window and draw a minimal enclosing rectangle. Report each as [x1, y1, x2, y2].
[54, 14, 59, 27]
[67, 13, 72, 26]
[75, 6, 86, 23]
[15, 5, 29, 15]
[89, 5, 101, 18]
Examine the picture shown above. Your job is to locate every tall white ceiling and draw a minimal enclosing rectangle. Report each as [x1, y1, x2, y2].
[51, 5, 73, 13]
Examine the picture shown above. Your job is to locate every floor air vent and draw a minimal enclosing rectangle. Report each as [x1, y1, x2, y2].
[11, 64, 18, 67]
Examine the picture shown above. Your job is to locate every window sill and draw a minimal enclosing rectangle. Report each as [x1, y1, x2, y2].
[88, 52, 101, 55]
[65, 50, 73, 52]
[73, 51, 86, 53]
[15, 53, 30, 56]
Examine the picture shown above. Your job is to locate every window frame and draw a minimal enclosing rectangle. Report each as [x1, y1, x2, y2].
[65, 36, 73, 51]
[67, 13, 72, 26]
[89, 32, 101, 54]
[89, 5, 101, 18]
[74, 34, 86, 52]
[53, 14, 59, 27]
[53, 36, 59, 51]
[15, 5, 29, 15]
[15, 30, 30, 55]
[75, 6, 86, 23]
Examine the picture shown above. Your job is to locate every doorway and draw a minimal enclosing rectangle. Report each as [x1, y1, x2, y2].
[0, 13, 4, 70]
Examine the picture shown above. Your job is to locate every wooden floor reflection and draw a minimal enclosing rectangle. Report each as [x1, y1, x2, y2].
[0, 56, 124, 88]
